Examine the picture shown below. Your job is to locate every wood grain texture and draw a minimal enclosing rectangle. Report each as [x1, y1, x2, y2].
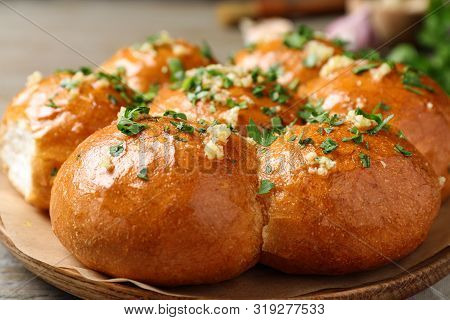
[1, 226, 449, 300]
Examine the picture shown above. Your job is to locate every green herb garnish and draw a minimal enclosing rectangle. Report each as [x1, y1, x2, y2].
[394, 144, 413, 156]
[320, 138, 338, 154]
[359, 153, 371, 168]
[109, 142, 124, 157]
[283, 25, 314, 49]
[257, 179, 275, 194]
[352, 63, 379, 75]
[137, 167, 149, 180]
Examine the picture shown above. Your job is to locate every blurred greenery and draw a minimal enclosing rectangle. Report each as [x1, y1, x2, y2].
[387, 0, 450, 94]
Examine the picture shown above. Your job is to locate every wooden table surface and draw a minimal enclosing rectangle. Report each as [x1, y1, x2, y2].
[0, 0, 448, 300]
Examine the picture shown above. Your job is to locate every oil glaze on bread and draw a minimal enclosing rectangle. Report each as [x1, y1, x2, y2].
[50, 106, 441, 285]
[299, 60, 450, 198]
[0, 69, 132, 209]
[259, 120, 441, 274]
[50, 116, 263, 286]
[101, 31, 215, 93]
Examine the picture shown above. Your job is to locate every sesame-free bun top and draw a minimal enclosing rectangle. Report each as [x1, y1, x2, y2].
[0, 68, 131, 209]
[298, 61, 450, 198]
[259, 119, 441, 274]
[101, 31, 215, 93]
[50, 116, 263, 286]
[150, 64, 298, 134]
[234, 25, 342, 86]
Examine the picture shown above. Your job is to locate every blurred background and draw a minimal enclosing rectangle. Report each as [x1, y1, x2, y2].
[0, 0, 448, 299]
[0, 0, 448, 108]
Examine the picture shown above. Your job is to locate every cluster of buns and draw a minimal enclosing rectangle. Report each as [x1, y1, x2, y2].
[1, 27, 449, 286]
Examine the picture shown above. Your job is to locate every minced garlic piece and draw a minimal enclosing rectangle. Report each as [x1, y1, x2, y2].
[219, 107, 240, 127]
[319, 55, 354, 79]
[304, 40, 334, 65]
[426, 102, 433, 110]
[204, 140, 224, 160]
[438, 176, 446, 187]
[204, 124, 232, 160]
[370, 63, 392, 82]
[346, 110, 376, 129]
[92, 78, 110, 89]
[304, 151, 318, 165]
[304, 151, 336, 176]
[173, 44, 189, 56]
[207, 124, 231, 143]
[26, 71, 43, 87]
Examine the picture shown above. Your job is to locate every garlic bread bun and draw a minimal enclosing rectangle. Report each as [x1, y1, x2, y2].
[50, 114, 263, 286]
[258, 111, 441, 274]
[234, 25, 342, 87]
[0, 68, 132, 209]
[101, 31, 215, 93]
[298, 61, 450, 198]
[150, 64, 298, 134]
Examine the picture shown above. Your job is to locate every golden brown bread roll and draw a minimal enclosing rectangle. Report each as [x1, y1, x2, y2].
[0, 68, 133, 209]
[258, 115, 441, 274]
[101, 31, 215, 93]
[298, 60, 450, 198]
[50, 115, 263, 286]
[50, 103, 441, 284]
[234, 25, 342, 87]
[150, 64, 298, 134]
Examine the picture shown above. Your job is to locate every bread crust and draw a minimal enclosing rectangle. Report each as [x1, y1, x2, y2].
[0, 71, 130, 209]
[258, 122, 441, 274]
[50, 117, 263, 286]
[101, 39, 214, 93]
[298, 64, 450, 198]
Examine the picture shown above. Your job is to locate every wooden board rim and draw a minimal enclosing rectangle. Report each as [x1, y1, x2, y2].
[1, 227, 449, 299]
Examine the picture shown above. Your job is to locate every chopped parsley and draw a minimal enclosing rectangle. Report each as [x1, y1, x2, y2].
[163, 110, 187, 120]
[269, 84, 290, 104]
[402, 67, 434, 94]
[108, 94, 118, 105]
[60, 78, 80, 90]
[283, 25, 314, 49]
[265, 164, 273, 174]
[352, 63, 379, 75]
[320, 138, 338, 154]
[261, 106, 278, 116]
[252, 85, 265, 98]
[46, 98, 60, 108]
[109, 142, 124, 157]
[170, 120, 194, 133]
[394, 144, 413, 157]
[247, 119, 278, 147]
[137, 84, 159, 103]
[117, 105, 149, 136]
[342, 126, 363, 144]
[359, 152, 371, 168]
[397, 130, 406, 139]
[137, 167, 149, 180]
[200, 41, 214, 60]
[50, 167, 59, 177]
[167, 58, 185, 83]
[354, 108, 394, 134]
[257, 179, 275, 194]
[372, 102, 391, 113]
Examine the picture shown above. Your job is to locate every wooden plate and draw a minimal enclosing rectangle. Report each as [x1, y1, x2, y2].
[1, 227, 449, 299]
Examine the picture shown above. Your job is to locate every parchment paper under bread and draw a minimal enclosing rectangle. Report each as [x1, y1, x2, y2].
[0, 173, 449, 299]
